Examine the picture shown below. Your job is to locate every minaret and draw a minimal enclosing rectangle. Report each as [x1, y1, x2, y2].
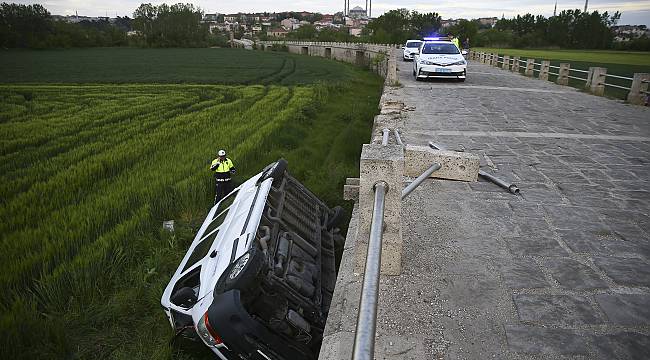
[553, 1, 557, 17]
[584, 0, 588, 12]
[365, 0, 368, 17]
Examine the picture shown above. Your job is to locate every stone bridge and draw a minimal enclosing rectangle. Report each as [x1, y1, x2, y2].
[259, 42, 650, 359]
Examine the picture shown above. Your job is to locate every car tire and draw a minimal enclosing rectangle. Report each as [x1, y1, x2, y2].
[215, 245, 266, 296]
[459, 78, 466, 82]
[259, 159, 288, 186]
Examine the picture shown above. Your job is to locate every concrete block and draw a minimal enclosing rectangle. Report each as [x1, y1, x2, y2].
[627, 73, 649, 105]
[404, 145, 479, 182]
[355, 144, 404, 275]
[343, 178, 360, 201]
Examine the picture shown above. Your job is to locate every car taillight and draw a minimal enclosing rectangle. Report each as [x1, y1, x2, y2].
[196, 311, 223, 347]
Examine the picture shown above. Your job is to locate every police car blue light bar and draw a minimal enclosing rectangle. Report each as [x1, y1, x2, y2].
[423, 37, 440, 41]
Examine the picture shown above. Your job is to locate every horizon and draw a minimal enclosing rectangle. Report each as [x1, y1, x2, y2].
[13, 1, 650, 26]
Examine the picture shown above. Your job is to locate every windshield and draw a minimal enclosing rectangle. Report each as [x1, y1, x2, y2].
[406, 41, 422, 48]
[421, 43, 459, 55]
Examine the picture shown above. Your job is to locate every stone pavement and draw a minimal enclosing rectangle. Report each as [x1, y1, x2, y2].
[320, 56, 650, 359]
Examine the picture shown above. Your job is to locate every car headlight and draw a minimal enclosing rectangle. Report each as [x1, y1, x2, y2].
[449, 60, 467, 66]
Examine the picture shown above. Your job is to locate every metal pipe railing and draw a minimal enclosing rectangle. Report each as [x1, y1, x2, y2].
[402, 163, 441, 199]
[393, 129, 403, 146]
[381, 128, 389, 146]
[352, 181, 388, 360]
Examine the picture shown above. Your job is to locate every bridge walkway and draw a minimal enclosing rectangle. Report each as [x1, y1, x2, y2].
[321, 55, 649, 359]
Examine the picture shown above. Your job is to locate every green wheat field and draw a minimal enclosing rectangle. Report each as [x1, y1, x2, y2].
[0, 48, 383, 359]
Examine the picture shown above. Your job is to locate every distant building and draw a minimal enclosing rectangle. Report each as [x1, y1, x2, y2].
[349, 27, 363, 36]
[477, 17, 498, 28]
[267, 28, 289, 37]
[203, 13, 219, 22]
[280, 18, 299, 30]
[224, 14, 238, 22]
[612, 25, 649, 41]
[349, 6, 367, 19]
[440, 19, 459, 28]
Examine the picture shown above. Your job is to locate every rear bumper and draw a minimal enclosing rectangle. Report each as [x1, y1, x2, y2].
[207, 290, 313, 360]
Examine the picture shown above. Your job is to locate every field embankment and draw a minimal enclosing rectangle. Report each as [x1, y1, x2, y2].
[0, 48, 383, 359]
[473, 47, 650, 99]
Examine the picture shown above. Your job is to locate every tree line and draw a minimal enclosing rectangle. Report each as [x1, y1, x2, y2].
[365, 8, 647, 51]
[0, 2, 226, 48]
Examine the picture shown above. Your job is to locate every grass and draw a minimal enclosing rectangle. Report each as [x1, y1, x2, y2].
[0, 47, 356, 84]
[473, 47, 650, 100]
[0, 48, 383, 359]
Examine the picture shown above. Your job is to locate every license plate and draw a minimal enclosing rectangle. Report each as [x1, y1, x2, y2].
[435, 68, 452, 73]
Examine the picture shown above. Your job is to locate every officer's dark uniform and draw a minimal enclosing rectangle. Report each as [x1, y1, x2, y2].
[210, 156, 235, 204]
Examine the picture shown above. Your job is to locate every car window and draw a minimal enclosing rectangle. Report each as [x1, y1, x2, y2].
[181, 198, 235, 273]
[421, 43, 459, 54]
[406, 41, 421, 48]
[216, 189, 239, 215]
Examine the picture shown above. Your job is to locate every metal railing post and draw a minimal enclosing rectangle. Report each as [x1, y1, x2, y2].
[352, 181, 388, 360]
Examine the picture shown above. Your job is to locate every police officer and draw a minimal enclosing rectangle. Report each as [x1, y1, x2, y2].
[450, 34, 461, 50]
[210, 149, 236, 204]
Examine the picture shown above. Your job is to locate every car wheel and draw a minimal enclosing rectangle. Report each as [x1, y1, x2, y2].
[258, 159, 288, 186]
[215, 245, 266, 296]
[458, 78, 466, 82]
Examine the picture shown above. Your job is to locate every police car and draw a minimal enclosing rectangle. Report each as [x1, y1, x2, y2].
[161, 159, 344, 360]
[401, 39, 423, 61]
[412, 37, 467, 81]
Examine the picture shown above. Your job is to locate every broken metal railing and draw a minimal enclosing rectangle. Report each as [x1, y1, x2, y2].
[401, 162, 441, 199]
[428, 141, 520, 195]
[352, 181, 388, 360]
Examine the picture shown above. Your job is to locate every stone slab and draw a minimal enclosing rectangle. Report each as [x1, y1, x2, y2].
[544, 257, 608, 290]
[404, 145, 479, 181]
[505, 325, 591, 355]
[592, 256, 650, 287]
[500, 258, 550, 289]
[595, 293, 650, 325]
[513, 294, 602, 325]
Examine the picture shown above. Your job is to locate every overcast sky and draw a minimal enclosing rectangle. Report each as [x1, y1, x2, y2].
[17, 0, 650, 25]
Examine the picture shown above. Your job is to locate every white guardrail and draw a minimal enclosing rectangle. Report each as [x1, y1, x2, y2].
[468, 50, 649, 106]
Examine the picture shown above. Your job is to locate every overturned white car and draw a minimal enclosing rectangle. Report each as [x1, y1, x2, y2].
[161, 159, 344, 359]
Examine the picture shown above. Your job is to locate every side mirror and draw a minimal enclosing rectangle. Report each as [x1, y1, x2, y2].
[401, 46, 405, 50]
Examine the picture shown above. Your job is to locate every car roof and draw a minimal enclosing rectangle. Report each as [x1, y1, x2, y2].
[422, 40, 453, 44]
[405, 39, 422, 43]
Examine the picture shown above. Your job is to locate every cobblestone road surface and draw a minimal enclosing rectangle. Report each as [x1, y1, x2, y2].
[322, 56, 649, 360]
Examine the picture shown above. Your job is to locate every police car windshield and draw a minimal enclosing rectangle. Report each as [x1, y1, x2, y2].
[406, 41, 422, 48]
[421, 43, 459, 55]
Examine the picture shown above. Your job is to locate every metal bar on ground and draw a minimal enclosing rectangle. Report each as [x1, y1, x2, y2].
[401, 163, 441, 200]
[604, 83, 631, 90]
[478, 170, 520, 194]
[428, 142, 520, 195]
[393, 129, 404, 146]
[606, 74, 634, 81]
[381, 128, 389, 146]
[351, 181, 388, 360]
